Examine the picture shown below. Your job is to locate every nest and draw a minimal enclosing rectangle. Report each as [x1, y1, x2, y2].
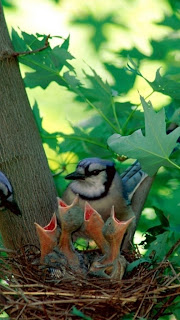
[0, 243, 180, 320]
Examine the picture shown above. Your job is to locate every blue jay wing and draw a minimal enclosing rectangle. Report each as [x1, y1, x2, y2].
[121, 161, 148, 204]
[0, 172, 21, 215]
[0, 172, 12, 195]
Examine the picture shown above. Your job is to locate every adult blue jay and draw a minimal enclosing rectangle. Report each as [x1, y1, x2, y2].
[63, 158, 147, 222]
[62, 158, 147, 246]
[0, 172, 21, 215]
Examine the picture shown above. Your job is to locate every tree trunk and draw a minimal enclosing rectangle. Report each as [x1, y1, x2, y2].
[0, 3, 58, 250]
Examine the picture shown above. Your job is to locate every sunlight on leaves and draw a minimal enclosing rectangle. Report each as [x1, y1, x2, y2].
[108, 96, 180, 175]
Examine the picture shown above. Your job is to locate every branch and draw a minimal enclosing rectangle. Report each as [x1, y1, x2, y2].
[0, 34, 50, 61]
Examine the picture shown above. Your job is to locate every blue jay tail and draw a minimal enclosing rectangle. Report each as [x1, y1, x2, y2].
[121, 160, 148, 204]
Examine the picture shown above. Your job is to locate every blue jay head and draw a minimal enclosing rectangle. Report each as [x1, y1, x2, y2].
[65, 158, 116, 199]
[65, 158, 115, 182]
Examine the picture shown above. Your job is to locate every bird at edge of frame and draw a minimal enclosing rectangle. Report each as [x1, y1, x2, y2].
[0, 172, 21, 216]
[62, 157, 148, 246]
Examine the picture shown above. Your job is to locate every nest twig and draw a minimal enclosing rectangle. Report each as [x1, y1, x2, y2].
[0, 244, 179, 320]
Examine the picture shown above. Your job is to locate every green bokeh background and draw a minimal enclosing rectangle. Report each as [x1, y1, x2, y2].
[3, 0, 180, 245]
[1, 1, 180, 318]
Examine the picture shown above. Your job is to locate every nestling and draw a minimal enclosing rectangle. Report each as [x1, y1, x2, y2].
[89, 207, 134, 279]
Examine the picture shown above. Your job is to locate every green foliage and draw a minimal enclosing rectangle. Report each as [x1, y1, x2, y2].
[9, 5, 180, 319]
[71, 13, 123, 52]
[108, 96, 180, 175]
[12, 30, 75, 89]
[2, 0, 15, 8]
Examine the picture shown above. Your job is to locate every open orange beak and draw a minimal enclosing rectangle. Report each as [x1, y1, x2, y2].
[110, 206, 134, 234]
[84, 202, 108, 253]
[35, 213, 58, 263]
[58, 194, 79, 216]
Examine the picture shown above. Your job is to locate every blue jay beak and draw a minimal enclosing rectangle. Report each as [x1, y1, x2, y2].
[65, 171, 85, 180]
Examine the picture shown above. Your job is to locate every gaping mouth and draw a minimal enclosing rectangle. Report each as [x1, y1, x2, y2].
[43, 213, 57, 231]
[111, 206, 134, 226]
[58, 198, 67, 208]
[84, 202, 95, 221]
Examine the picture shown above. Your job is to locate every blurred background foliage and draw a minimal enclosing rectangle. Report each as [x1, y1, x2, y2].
[1, 0, 180, 319]
[3, 0, 180, 245]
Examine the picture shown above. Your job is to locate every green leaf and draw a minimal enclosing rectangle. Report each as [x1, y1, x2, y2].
[11, 28, 27, 51]
[71, 13, 120, 51]
[71, 306, 92, 320]
[108, 96, 180, 175]
[165, 100, 180, 125]
[153, 206, 170, 227]
[145, 230, 180, 262]
[156, 14, 180, 30]
[81, 68, 112, 107]
[32, 101, 43, 133]
[104, 63, 136, 94]
[32, 101, 58, 151]
[58, 121, 113, 159]
[11, 30, 76, 89]
[120, 47, 147, 60]
[148, 68, 180, 99]
[150, 35, 180, 60]
[127, 60, 180, 100]
[126, 257, 152, 272]
[24, 45, 75, 89]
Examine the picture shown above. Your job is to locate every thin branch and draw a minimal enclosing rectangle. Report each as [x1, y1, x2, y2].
[14, 35, 50, 57]
[0, 35, 50, 61]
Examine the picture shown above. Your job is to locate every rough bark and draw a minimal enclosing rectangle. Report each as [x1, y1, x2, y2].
[0, 3, 58, 250]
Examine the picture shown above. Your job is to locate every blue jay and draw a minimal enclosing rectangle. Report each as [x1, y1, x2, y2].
[0, 172, 21, 215]
[63, 158, 147, 222]
[62, 158, 147, 246]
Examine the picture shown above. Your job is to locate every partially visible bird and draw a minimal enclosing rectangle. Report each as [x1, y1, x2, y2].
[0, 171, 21, 215]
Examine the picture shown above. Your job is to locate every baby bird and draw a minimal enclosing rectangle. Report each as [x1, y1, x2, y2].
[84, 201, 109, 254]
[58, 195, 84, 272]
[89, 207, 134, 279]
[35, 213, 58, 263]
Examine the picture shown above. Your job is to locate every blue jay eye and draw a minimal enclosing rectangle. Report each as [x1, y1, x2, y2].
[91, 170, 100, 175]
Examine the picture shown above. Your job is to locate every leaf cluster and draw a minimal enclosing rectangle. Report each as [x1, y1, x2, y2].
[10, 8, 180, 319]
